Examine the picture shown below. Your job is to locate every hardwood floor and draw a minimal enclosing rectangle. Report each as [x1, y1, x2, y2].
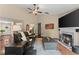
[57, 41, 77, 55]
[0, 41, 4, 55]
[0, 37, 77, 55]
[36, 38, 77, 55]
[0, 35, 12, 55]
[35, 38, 43, 44]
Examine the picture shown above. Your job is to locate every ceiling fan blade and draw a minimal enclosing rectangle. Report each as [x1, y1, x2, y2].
[27, 8, 32, 10]
[28, 12, 32, 13]
[44, 12, 49, 14]
[37, 7, 39, 10]
[38, 11, 42, 13]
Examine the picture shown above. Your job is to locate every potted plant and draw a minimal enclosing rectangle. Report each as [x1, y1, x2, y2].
[0, 29, 5, 35]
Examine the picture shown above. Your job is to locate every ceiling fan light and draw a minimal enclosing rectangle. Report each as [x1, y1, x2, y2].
[33, 11, 37, 14]
[35, 13, 37, 15]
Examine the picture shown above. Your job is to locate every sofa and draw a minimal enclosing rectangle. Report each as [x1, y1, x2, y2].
[42, 37, 58, 50]
[72, 46, 79, 54]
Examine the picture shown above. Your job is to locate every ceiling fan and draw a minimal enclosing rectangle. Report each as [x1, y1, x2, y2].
[27, 4, 49, 15]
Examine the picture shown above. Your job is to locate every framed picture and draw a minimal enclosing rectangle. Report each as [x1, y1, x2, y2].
[45, 23, 54, 29]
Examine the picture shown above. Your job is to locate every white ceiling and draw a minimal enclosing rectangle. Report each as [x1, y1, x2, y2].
[17, 4, 79, 17]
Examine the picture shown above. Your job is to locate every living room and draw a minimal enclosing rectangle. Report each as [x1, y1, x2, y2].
[0, 4, 79, 55]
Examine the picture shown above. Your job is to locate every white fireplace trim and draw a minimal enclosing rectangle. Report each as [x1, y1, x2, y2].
[59, 27, 79, 46]
[57, 40, 72, 51]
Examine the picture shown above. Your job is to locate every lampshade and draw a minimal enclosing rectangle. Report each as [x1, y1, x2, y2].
[12, 25, 21, 31]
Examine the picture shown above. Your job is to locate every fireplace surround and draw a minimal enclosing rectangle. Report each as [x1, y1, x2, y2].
[59, 27, 79, 47]
[61, 33, 73, 48]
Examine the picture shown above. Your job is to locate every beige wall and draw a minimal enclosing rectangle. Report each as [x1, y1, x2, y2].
[37, 15, 59, 38]
[0, 5, 59, 38]
[23, 15, 38, 31]
[0, 5, 37, 31]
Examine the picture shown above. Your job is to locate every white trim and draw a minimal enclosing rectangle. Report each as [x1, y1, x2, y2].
[57, 40, 72, 51]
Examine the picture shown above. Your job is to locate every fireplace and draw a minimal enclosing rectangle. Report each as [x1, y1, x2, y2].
[61, 34, 73, 47]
